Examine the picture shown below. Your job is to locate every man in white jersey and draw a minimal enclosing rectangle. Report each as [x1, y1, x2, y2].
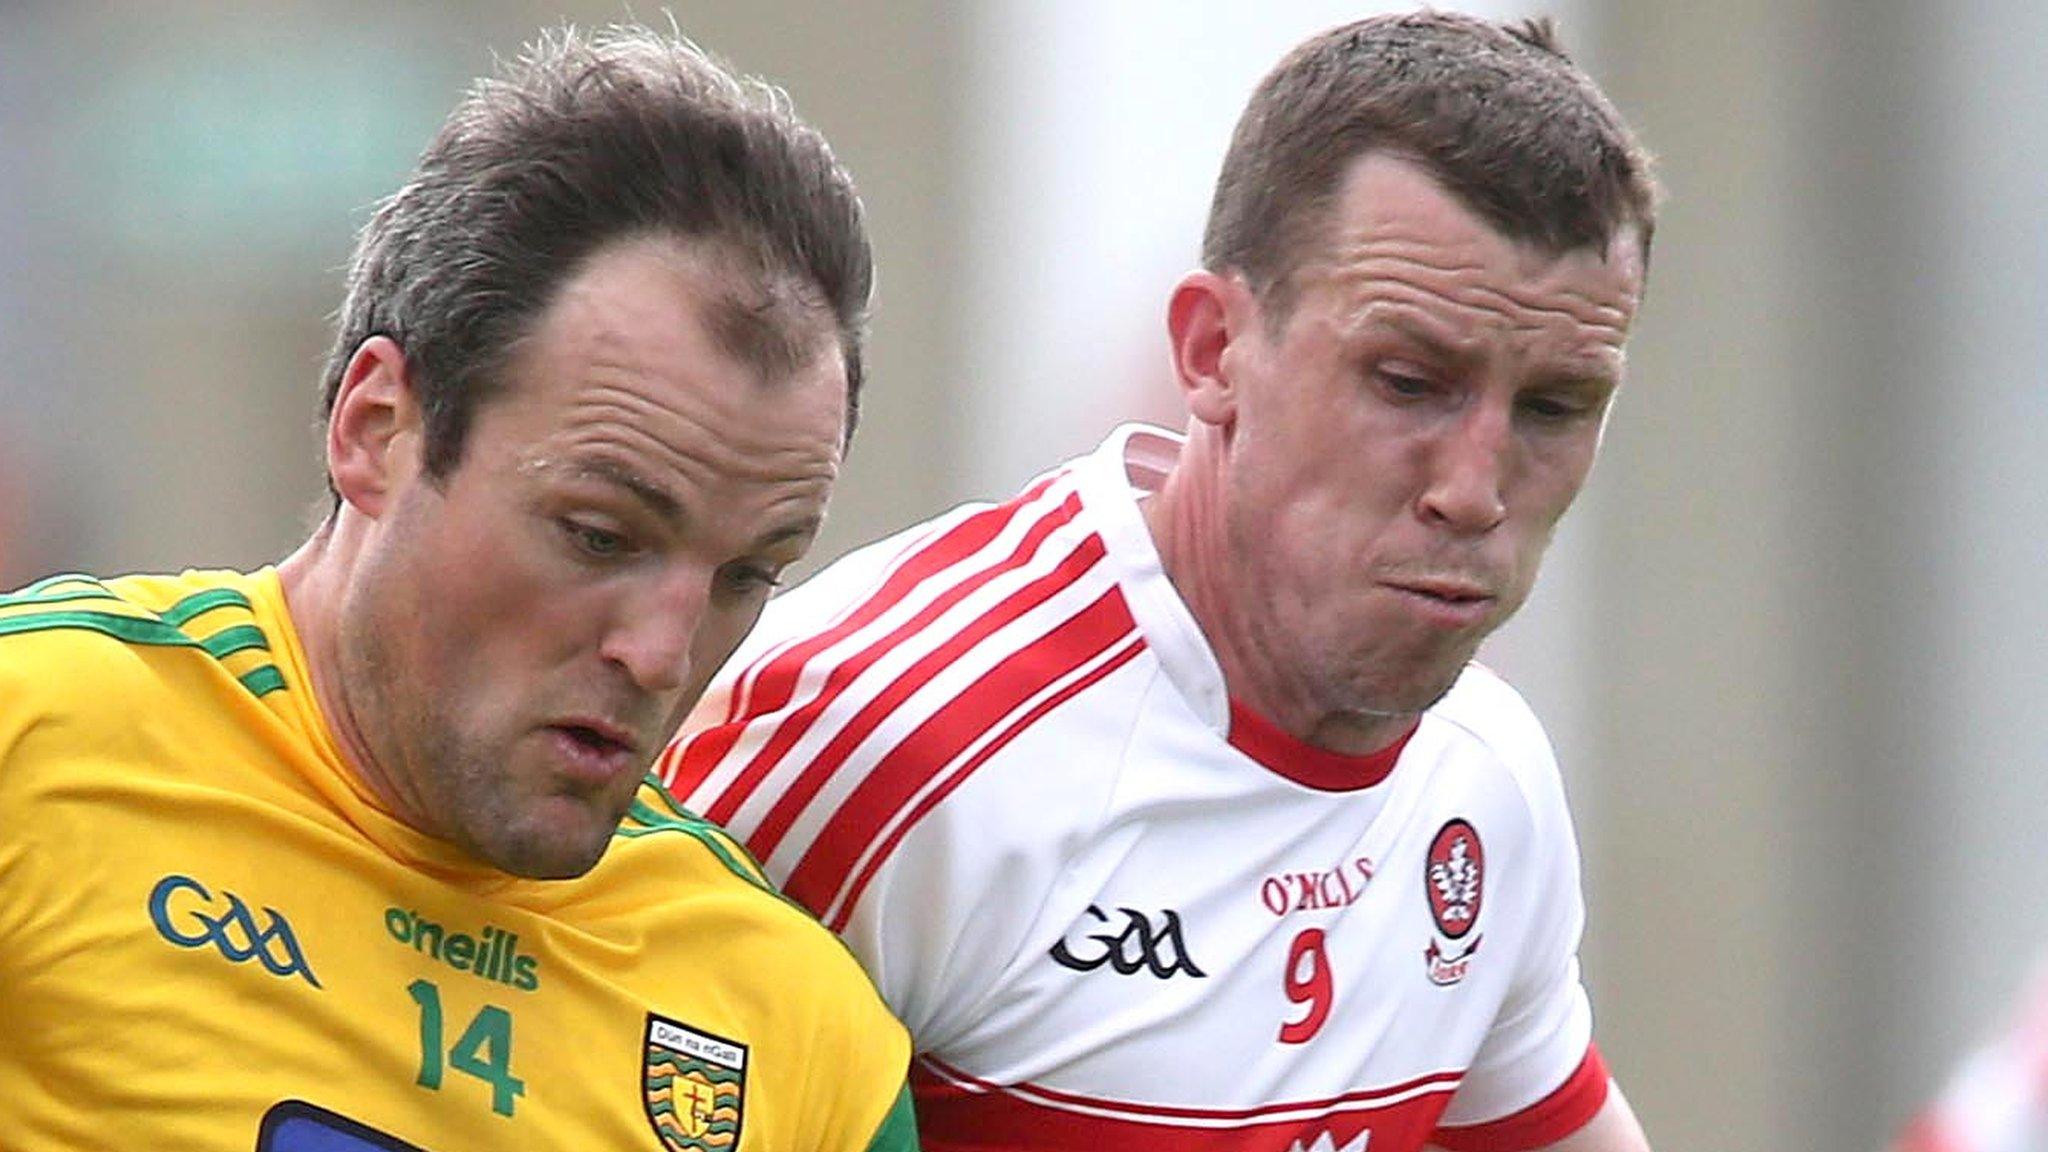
[661, 12, 1659, 1152]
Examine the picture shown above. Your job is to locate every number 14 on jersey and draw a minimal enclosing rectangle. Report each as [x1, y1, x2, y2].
[408, 979, 525, 1117]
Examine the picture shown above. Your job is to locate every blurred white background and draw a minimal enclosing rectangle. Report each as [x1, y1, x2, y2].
[4, 3, 2045, 1149]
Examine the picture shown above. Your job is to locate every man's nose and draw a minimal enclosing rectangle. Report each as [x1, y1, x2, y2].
[1417, 403, 1510, 534]
[599, 567, 713, 696]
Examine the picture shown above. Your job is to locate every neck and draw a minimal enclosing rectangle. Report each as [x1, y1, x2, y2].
[1141, 430, 1416, 757]
[276, 514, 432, 829]
[275, 519, 342, 664]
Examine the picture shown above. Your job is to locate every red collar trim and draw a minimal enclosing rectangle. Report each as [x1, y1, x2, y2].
[1226, 700, 1414, 792]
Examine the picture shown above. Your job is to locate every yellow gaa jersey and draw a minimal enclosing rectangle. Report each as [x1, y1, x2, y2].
[0, 569, 917, 1152]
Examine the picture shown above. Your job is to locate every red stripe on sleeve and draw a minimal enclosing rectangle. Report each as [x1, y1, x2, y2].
[1431, 1043, 1610, 1152]
[742, 521, 1102, 861]
[660, 481, 1073, 814]
[781, 586, 1137, 921]
[826, 632, 1145, 931]
[660, 492, 1029, 802]
[743, 474, 1064, 718]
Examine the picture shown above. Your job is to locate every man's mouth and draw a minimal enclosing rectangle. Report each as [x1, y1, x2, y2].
[558, 723, 635, 755]
[547, 719, 644, 782]
[1386, 577, 1493, 604]
[1382, 577, 1497, 626]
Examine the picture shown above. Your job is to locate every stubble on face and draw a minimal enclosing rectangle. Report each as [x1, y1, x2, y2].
[330, 239, 845, 881]
[1220, 491, 1516, 726]
[1204, 153, 1642, 751]
[335, 481, 627, 880]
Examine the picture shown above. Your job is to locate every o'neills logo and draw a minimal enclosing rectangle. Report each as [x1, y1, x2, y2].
[1259, 857, 1376, 918]
[385, 907, 540, 991]
[1424, 819, 1483, 986]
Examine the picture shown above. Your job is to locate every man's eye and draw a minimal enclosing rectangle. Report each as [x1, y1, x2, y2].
[1377, 370, 1436, 399]
[716, 561, 786, 594]
[564, 520, 629, 559]
[720, 564, 785, 597]
[1520, 395, 1591, 421]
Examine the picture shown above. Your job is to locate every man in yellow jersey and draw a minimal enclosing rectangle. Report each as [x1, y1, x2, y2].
[0, 23, 915, 1152]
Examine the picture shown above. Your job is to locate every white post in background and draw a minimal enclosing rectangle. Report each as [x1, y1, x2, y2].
[1923, 0, 2048, 1080]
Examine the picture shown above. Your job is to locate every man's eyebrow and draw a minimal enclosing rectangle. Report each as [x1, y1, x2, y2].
[571, 460, 823, 552]
[574, 460, 682, 526]
[1369, 312, 1477, 364]
[755, 518, 824, 553]
[1368, 312, 1625, 387]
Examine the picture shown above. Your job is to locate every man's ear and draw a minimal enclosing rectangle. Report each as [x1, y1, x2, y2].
[326, 336, 423, 517]
[1165, 270, 1257, 428]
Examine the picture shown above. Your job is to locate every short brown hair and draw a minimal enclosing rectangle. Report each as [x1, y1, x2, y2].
[322, 23, 872, 490]
[1203, 12, 1658, 314]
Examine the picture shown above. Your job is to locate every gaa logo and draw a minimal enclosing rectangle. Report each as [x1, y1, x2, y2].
[148, 873, 321, 988]
[1049, 905, 1208, 980]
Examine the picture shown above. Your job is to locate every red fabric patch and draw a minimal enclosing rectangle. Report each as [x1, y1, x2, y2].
[1431, 1044, 1610, 1152]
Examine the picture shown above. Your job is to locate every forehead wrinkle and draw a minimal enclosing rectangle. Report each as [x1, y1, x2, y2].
[1463, 285, 1633, 345]
[547, 391, 838, 509]
[529, 415, 837, 552]
[1327, 251, 1635, 348]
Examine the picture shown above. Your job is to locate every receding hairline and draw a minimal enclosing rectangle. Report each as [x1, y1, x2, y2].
[1305, 146, 1650, 263]
[478, 228, 848, 409]
[1242, 145, 1653, 322]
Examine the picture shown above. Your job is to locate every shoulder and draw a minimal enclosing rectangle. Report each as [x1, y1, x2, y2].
[608, 782, 779, 890]
[1428, 664, 1549, 756]
[2, 572, 216, 702]
[1422, 663, 1571, 821]
[664, 465, 1131, 795]
[601, 785, 914, 1083]
[1, 570, 281, 715]
[602, 783, 901, 1002]
[757, 470, 1100, 641]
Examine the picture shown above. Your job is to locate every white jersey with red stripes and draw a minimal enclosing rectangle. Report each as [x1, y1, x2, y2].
[660, 423, 1611, 1152]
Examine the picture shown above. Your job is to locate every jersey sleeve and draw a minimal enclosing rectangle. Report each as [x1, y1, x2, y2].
[1431, 697, 1609, 1149]
[663, 606, 1102, 1054]
[801, 973, 924, 1152]
[659, 528, 1005, 1048]
[659, 488, 1130, 1056]
[0, 606, 42, 950]
[0, 580, 125, 948]
[860, 1085, 921, 1152]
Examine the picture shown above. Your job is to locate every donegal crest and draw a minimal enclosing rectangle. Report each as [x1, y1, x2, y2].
[644, 1013, 747, 1151]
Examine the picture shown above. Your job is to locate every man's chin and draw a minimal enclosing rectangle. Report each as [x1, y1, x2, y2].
[491, 839, 612, 881]
[469, 806, 621, 880]
[1351, 664, 1471, 721]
